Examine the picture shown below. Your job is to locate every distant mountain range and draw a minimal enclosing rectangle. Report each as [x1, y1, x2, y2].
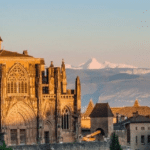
[65, 67, 150, 112]
[65, 58, 137, 69]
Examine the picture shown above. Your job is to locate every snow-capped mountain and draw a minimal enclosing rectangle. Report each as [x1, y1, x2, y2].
[66, 68, 150, 110]
[65, 58, 137, 69]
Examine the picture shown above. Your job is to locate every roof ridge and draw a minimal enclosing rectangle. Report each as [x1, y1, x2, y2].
[0, 49, 33, 57]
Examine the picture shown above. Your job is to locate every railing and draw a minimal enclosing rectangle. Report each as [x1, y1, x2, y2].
[60, 95, 74, 99]
[42, 95, 56, 99]
[42, 94, 74, 99]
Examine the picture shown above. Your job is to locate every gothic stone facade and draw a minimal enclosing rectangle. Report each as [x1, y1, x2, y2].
[0, 49, 81, 146]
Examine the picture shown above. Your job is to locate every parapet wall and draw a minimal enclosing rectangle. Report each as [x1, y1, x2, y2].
[8, 141, 130, 150]
[9, 141, 110, 150]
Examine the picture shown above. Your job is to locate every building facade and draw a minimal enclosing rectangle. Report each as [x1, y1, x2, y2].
[0, 37, 81, 146]
[114, 112, 150, 150]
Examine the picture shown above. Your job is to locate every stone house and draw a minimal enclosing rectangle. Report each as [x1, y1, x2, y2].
[114, 111, 150, 150]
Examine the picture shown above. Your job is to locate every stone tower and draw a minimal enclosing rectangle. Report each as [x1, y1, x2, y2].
[90, 103, 114, 140]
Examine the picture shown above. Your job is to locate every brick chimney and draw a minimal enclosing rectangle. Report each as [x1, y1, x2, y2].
[0, 37, 3, 50]
[23, 50, 28, 55]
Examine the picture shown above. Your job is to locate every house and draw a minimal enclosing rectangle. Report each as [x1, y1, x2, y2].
[114, 111, 150, 150]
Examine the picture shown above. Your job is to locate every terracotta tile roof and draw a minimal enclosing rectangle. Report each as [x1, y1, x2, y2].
[111, 100, 150, 118]
[82, 99, 94, 118]
[116, 106, 150, 118]
[0, 50, 33, 57]
[111, 107, 123, 116]
[90, 103, 114, 118]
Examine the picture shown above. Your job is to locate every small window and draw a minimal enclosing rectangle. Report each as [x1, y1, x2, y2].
[141, 127, 145, 130]
[136, 136, 138, 144]
[42, 87, 49, 94]
[135, 127, 138, 130]
[148, 127, 150, 130]
[148, 135, 150, 143]
[141, 135, 145, 144]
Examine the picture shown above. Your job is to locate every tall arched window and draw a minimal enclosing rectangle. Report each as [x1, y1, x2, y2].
[62, 107, 70, 130]
[7, 64, 28, 95]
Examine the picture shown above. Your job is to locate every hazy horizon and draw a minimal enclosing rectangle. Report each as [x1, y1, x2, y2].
[0, 0, 150, 68]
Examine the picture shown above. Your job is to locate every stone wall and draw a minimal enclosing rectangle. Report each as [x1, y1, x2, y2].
[114, 130, 127, 146]
[8, 141, 130, 150]
[8, 141, 109, 150]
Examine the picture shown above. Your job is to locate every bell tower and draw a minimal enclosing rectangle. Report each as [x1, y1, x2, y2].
[0, 37, 3, 50]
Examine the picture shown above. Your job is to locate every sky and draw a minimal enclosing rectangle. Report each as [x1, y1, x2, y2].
[0, 0, 150, 68]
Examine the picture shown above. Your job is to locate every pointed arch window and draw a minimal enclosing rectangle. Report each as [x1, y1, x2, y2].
[62, 107, 70, 130]
[7, 65, 28, 95]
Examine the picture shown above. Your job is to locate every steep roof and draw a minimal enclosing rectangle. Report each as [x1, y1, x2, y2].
[89, 103, 114, 118]
[82, 99, 95, 118]
[0, 50, 33, 57]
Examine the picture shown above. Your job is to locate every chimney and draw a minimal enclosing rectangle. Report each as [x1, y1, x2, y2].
[0, 37, 3, 50]
[23, 50, 28, 55]
[116, 113, 119, 123]
[133, 111, 139, 117]
[120, 115, 125, 122]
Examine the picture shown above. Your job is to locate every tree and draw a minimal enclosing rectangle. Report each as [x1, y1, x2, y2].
[0, 141, 13, 150]
[110, 132, 122, 150]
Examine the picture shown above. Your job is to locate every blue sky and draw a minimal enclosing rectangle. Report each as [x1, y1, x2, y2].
[0, 0, 150, 68]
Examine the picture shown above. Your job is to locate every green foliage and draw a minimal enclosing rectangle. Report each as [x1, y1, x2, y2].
[0, 141, 13, 150]
[110, 132, 122, 150]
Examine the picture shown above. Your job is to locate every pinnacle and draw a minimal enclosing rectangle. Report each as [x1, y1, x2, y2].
[133, 99, 140, 107]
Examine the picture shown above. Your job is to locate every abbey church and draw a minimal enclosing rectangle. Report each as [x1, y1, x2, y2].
[0, 37, 81, 146]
